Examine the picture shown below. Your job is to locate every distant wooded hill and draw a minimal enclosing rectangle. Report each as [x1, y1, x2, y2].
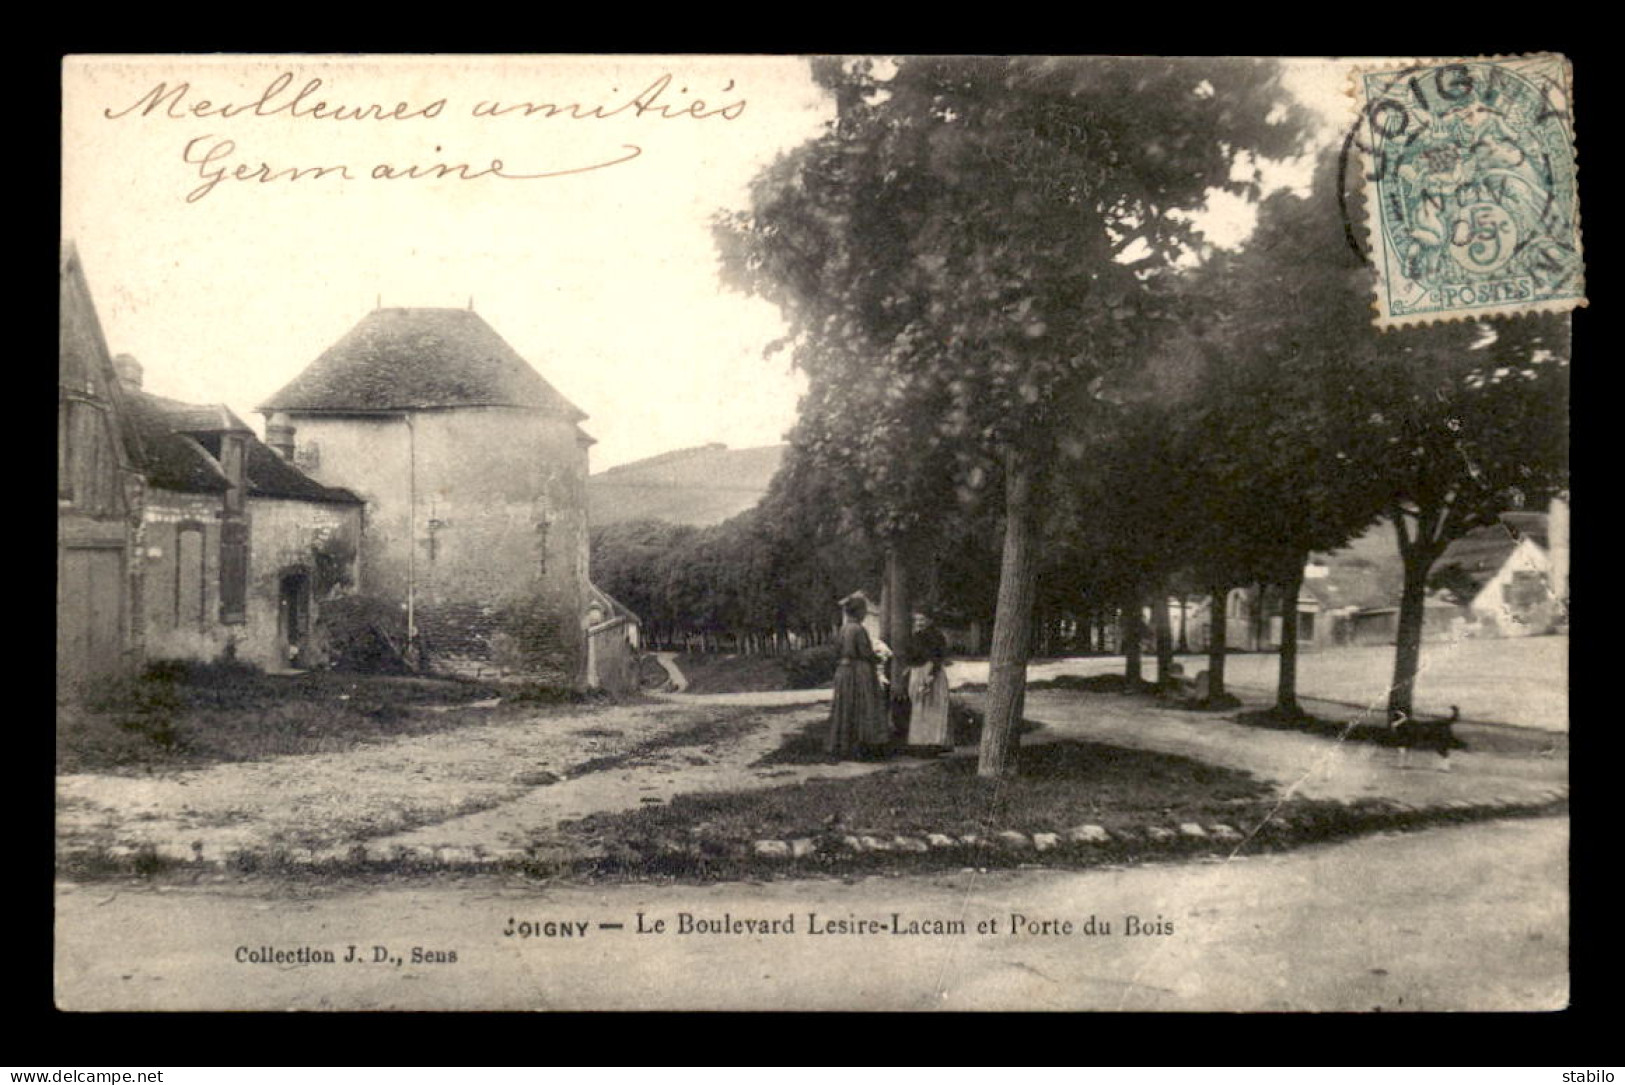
[589, 443, 787, 527]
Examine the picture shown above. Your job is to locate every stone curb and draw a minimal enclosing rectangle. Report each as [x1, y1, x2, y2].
[58, 789, 1568, 878]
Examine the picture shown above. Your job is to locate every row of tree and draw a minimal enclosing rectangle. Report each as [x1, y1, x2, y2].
[592, 58, 1569, 778]
[717, 57, 1571, 777]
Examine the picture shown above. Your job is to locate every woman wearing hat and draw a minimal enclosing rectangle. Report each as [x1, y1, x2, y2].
[828, 592, 890, 760]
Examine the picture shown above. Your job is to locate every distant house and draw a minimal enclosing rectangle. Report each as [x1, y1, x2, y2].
[1180, 582, 1326, 654]
[1176, 546, 1409, 654]
[1434, 503, 1568, 637]
[1342, 598, 1462, 647]
[58, 243, 145, 687]
[261, 306, 630, 689]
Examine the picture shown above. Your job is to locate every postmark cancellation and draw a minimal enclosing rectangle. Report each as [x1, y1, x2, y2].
[1353, 54, 1585, 328]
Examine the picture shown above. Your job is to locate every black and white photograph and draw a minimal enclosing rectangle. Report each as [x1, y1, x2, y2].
[56, 54, 1575, 1012]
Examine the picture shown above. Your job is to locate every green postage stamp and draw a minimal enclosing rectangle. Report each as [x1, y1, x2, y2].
[1354, 54, 1585, 327]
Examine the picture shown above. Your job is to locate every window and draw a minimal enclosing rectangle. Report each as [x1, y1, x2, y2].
[1503, 570, 1548, 611]
[219, 518, 248, 623]
[177, 523, 205, 629]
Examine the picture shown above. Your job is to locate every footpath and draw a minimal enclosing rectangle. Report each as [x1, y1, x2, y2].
[56, 678, 1566, 877]
[1019, 689, 1566, 809]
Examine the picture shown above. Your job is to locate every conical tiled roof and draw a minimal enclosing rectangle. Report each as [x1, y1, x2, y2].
[261, 308, 587, 419]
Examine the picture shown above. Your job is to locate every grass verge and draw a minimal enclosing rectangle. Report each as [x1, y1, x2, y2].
[1231, 707, 1563, 757]
[600, 737, 1272, 845]
[670, 652, 793, 694]
[57, 660, 623, 774]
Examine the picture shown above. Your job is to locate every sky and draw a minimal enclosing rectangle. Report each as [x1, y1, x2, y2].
[62, 55, 1350, 471]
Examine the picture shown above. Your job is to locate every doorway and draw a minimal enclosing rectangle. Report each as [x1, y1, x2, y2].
[279, 568, 311, 668]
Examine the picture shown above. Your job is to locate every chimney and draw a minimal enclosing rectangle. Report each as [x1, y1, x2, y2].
[112, 353, 143, 389]
[265, 411, 297, 461]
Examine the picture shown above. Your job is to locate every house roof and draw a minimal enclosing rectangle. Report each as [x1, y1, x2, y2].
[588, 582, 640, 625]
[261, 308, 587, 420]
[146, 396, 254, 435]
[1301, 563, 1402, 613]
[60, 242, 147, 473]
[1499, 511, 1550, 550]
[128, 389, 360, 504]
[244, 441, 362, 505]
[1437, 512, 1551, 587]
[123, 391, 233, 494]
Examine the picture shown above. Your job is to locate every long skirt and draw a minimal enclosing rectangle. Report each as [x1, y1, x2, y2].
[906, 663, 952, 747]
[828, 660, 888, 756]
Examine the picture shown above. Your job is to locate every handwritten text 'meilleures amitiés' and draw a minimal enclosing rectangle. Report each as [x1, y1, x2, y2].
[100, 70, 749, 203]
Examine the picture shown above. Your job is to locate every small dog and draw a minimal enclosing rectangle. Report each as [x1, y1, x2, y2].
[1391, 705, 1465, 771]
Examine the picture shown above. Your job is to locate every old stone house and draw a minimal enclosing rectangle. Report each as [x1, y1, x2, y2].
[59, 243, 365, 681]
[120, 368, 363, 669]
[260, 307, 601, 687]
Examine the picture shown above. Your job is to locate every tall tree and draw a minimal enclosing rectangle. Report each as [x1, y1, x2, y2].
[1359, 314, 1569, 720]
[1157, 152, 1395, 714]
[1192, 148, 1570, 721]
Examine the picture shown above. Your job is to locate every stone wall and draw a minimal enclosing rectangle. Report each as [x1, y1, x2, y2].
[586, 616, 641, 694]
[288, 407, 590, 685]
[139, 489, 362, 669]
[140, 490, 231, 663]
[243, 497, 362, 668]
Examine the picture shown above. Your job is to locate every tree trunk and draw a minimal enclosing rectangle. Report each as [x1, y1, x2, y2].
[1153, 591, 1174, 688]
[884, 544, 913, 697]
[1206, 584, 1229, 700]
[1176, 593, 1189, 653]
[1123, 594, 1144, 686]
[978, 446, 1039, 778]
[1277, 558, 1306, 717]
[1388, 501, 1451, 722]
[1253, 579, 1268, 651]
[1389, 553, 1433, 721]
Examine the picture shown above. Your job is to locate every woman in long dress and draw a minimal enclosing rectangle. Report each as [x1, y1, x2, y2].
[905, 611, 952, 752]
[827, 594, 890, 760]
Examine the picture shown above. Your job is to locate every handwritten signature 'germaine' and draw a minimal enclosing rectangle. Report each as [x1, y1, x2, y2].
[104, 71, 747, 124]
[180, 136, 644, 203]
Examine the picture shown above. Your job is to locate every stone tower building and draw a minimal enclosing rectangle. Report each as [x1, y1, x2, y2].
[260, 307, 594, 686]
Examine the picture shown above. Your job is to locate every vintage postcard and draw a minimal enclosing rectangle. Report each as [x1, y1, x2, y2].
[57, 55, 1571, 1012]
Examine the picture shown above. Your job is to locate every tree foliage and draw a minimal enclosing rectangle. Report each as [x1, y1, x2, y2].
[718, 56, 1309, 774]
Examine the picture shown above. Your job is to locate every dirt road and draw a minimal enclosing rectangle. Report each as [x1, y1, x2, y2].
[55, 816, 1566, 1011]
